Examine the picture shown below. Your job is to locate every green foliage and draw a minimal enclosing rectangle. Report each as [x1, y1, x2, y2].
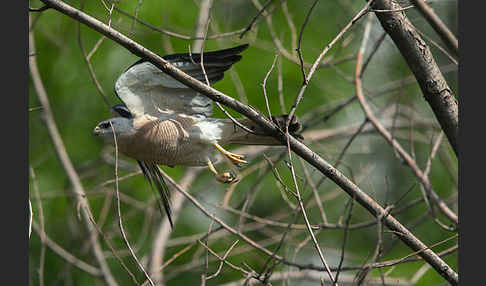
[29, 0, 458, 285]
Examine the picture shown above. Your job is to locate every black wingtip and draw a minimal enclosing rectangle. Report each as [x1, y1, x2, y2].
[122, 44, 250, 90]
[215, 43, 249, 56]
[203, 43, 249, 60]
[125, 44, 249, 74]
[137, 161, 174, 229]
[163, 43, 249, 62]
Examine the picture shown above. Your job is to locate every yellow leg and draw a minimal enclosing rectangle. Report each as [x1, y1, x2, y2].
[212, 142, 247, 165]
[207, 159, 239, 184]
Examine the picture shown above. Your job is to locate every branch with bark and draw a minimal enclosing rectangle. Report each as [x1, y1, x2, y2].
[371, 0, 458, 156]
[36, 0, 458, 284]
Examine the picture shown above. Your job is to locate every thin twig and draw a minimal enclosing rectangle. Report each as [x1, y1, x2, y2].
[355, 205, 390, 285]
[29, 14, 118, 286]
[86, 214, 140, 284]
[334, 198, 354, 285]
[286, 2, 371, 128]
[413, 25, 458, 65]
[262, 54, 279, 118]
[29, 199, 33, 239]
[219, 270, 411, 286]
[149, 169, 201, 282]
[372, 0, 458, 156]
[298, 158, 328, 224]
[128, 0, 143, 36]
[281, 0, 298, 56]
[360, 31, 387, 75]
[36, 2, 459, 283]
[105, 0, 246, 41]
[32, 222, 102, 276]
[87, 35, 107, 61]
[192, 0, 213, 53]
[142, 244, 196, 286]
[77, 0, 111, 107]
[29, 5, 50, 12]
[355, 15, 458, 226]
[206, 240, 240, 279]
[409, 0, 458, 56]
[284, 134, 336, 283]
[370, 5, 415, 13]
[110, 122, 156, 286]
[201, 219, 215, 286]
[29, 106, 43, 112]
[240, 0, 275, 39]
[425, 132, 444, 176]
[295, 0, 320, 83]
[276, 56, 286, 114]
[197, 239, 249, 276]
[30, 168, 46, 286]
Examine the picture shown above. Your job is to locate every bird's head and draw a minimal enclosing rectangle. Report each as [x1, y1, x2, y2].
[93, 117, 134, 142]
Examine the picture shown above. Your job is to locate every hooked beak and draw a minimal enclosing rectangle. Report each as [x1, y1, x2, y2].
[93, 126, 102, 136]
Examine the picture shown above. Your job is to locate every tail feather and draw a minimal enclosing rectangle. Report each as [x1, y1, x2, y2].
[137, 161, 173, 228]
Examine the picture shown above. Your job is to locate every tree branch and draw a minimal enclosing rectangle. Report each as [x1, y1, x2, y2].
[29, 13, 118, 286]
[410, 0, 458, 56]
[38, 0, 458, 284]
[371, 0, 458, 156]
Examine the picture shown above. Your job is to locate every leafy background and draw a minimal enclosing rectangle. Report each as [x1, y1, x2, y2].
[29, 0, 458, 285]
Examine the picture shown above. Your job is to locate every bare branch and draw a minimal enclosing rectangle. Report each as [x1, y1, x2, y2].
[410, 0, 458, 56]
[206, 240, 240, 280]
[295, 0, 319, 82]
[29, 13, 118, 286]
[355, 17, 458, 226]
[28, 199, 33, 239]
[354, 16, 457, 284]
[32, 222, 102, 276]
[112, 4, 247, 40]
[111, 123, 155, 286]
[77, 0, 111, 108]
[240, 0, 275, 39]
[372, 0, 458, 156]
[285, 143, 336, 284]
[149, 169, 201, 282]
[36, 1, 459, 283]
[286, 2, 371, 127]
[219, 270, 411, 286]
[29, 5, 50, 12]
[262, 54, 279, 118]
[30, 168, 46, 286]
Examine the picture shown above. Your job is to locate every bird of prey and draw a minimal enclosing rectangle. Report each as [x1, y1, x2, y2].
[93, 44, 301, 227]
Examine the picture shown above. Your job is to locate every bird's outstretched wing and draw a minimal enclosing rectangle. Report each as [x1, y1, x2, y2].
[114, 44, 249, 118]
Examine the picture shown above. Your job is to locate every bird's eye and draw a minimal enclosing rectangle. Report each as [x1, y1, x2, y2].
[118, 109, 132, 119]
[100, 122, 111, 129]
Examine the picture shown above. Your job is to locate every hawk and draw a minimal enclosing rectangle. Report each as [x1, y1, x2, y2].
[93, 44, 301, 227]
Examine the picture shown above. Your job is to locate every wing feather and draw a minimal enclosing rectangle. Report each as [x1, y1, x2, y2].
[114, 44, 248, 118]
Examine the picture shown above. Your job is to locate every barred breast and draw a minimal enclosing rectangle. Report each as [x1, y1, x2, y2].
[117, 115, 211, 166]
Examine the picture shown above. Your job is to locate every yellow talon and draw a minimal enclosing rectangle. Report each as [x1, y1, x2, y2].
[207, 159, 239, 184]
[215, 172, 239, 184]
[212, 143, 247, 165]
